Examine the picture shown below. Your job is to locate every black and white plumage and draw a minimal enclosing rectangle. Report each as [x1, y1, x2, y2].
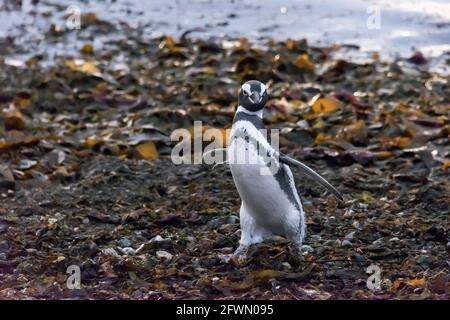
[228, 80, 343, 259]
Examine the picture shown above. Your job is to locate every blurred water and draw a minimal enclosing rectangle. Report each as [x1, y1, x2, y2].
[0, 0, 449, 59]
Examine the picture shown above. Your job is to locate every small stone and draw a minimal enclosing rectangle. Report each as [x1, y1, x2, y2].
[282, 262, 292, 270]
[226, 215, 239, 224]
[446, 242, 450, 249]
[101, 248, 120, 258]
[150, 235, 172, 249]
[341, 240, 353, 247]
[372, 238, 384, 246]
[334, 239, 342, 247]
[211, 277, 220, 284]
[352, 221, 361, 229]
[0, 240, 9, 251]
[416, 254, 432, 266]
[182, 236, 194, 243]
[156, 250, 173, 260]
[301, 244, 314, 253]
[207, 217, 225, 229]
[119, 247, 136, 255]
[345, 231, 356, 240]
[343, 209, 354, 218]
[82, 240, 99, 256]
[296, 119, 309, 129]
[117, 237, 132, 248]
[389, 237, 400, 242]
[135, 236, 172, 253]
[150, 235, 164, 242]
[0, 223, 8, 234]
[352, 253, 365, 262]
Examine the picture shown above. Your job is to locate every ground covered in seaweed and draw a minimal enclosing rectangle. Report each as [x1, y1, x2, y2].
[0, 12, 449, 299]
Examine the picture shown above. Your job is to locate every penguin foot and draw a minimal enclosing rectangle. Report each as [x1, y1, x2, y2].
[230, 245, 249, 266]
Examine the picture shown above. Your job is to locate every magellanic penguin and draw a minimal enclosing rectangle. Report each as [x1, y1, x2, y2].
[228, 80, 343, 260]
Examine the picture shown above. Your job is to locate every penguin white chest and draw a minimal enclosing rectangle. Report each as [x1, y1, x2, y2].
[228, 122, 302, 236]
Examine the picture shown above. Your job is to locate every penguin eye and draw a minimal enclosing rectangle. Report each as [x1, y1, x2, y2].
[243, 90, 248, 96]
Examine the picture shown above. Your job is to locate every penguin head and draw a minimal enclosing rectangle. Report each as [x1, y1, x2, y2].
[238, 80, 268, 112]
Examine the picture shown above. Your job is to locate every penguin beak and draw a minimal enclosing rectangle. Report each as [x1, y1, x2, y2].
[249, 91, 261, 104]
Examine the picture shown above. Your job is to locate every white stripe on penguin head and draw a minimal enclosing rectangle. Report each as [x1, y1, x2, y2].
[242, 83, 251, 95]
[260, 83, 266, 96]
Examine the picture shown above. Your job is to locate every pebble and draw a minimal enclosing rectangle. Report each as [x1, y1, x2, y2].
[226, 215, 239, 224]
[207, 217, 225, 229]
[211, 277, 220, 284]
[416, 254, 432, 266]
[296, 119, 309, 129]
[341, 240, 353, 247]
[352, 221, 361, 230]
[301, 245, 314, 253]
[446, 242, 450, 249]
[150, 235, 172, 249]
[343, 209, 354, 218]
[156, 250, 173, 260]
[334, 239, 342, 247]
[119, 247, 136, 255]
[0, 223, 8, 234]
[389, 237, 400, 242]
[0, 240, 9, 251]
[150, 235, 164, 242]
[328, 216, 337, 222]
[82, 240, 99, 255]
[345, 231, 356, 240]
[372, 238, 384, 246]
[118, 237, 132, 248]
[282, 262, 292, 270]
[352, 253, 365, 262]
[101, 248, 120, 258]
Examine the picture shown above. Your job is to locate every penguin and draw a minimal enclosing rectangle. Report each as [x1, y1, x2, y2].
[228, 80, 343, 260]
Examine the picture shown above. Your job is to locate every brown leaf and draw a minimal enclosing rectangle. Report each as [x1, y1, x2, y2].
[293, 54, 315, 72]
[135, 142, 159, 160]
[85, 136, 103, 148]
[405, 278, 426, 287]
[0, 130, 38, 151]
[310, 94, 343, 114]
[64, 59, 101, 76]
[340, 120, 368, 145]
[80, 43, 94, 55]
[13, 96, 32, 108]
[2, 110, 25, 130]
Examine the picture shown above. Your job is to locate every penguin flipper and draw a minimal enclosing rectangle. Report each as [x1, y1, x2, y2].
[278, 152, 344, 202]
